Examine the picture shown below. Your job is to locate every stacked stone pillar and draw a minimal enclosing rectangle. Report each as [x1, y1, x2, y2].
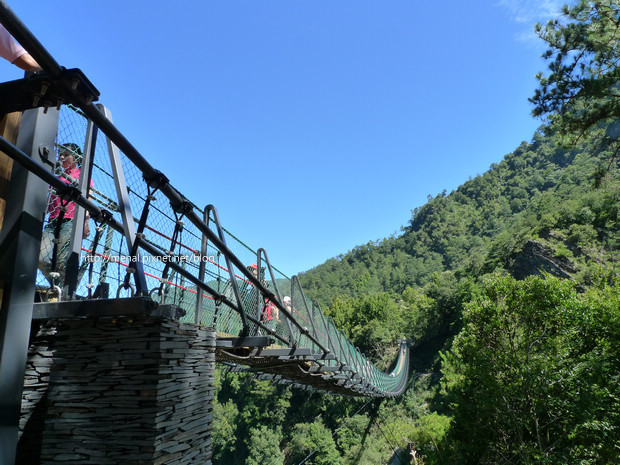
[18, 315, 215, 465]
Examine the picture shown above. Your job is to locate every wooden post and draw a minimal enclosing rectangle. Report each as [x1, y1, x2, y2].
[0, 111, 23, 305]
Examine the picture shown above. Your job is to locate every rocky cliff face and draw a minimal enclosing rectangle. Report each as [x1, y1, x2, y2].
[507, 239, 578, 281]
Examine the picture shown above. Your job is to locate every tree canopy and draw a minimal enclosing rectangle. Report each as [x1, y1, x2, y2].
[442, 274, 620, 464]
[531, 0, 620, 156]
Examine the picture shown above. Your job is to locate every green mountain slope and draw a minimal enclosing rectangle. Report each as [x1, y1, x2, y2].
[288, 126, 620, 465]
[299, 129, 619, 307]
[212, 127, 620, 465]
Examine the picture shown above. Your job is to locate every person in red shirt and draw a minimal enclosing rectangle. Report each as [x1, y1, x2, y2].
[38, 143, 91, 289]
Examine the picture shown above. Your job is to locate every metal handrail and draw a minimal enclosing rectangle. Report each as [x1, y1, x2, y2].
[256, 248, 297, 346]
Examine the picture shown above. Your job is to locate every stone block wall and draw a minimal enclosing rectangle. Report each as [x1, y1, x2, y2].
[18, 316, 215, 465]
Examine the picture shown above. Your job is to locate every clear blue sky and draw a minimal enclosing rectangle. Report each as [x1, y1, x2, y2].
[3, 1, 565, 277]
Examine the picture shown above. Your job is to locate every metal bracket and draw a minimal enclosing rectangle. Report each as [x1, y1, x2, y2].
[216, 336, 274, 348]
[143, 169, 169, 190]
[170, 197, 193, 216]
[0, 68, 99, 114]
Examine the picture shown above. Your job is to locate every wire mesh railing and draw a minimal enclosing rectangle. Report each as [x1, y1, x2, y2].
[28, 104, 409, 397]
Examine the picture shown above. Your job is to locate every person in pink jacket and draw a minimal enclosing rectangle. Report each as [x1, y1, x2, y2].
[0, 23, 40, 71]
[39, 143, 92, 289]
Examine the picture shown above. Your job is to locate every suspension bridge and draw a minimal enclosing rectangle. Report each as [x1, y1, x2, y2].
[0, 2, 409, 464]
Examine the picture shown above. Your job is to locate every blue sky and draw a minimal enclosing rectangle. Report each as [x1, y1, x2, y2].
[3, 0, 565, 277]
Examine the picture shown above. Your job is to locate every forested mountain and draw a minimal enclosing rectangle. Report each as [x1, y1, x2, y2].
[212, 2, 620, 463]
[211, 125, 619, 464]
[299, 130, 619, 306]
[288, 127, 620, 464]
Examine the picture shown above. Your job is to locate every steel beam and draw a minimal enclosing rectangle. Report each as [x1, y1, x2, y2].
[100, 105, 147, 295]
[215, 336, 273, 348]
[63, 116, 96, 298]
[0, 107, 58, 465]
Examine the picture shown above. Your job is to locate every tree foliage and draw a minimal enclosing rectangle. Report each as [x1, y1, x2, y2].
[441, 274, 620, 464]
[288, 419, 342, 465]
[246, 425, 285, 465]
[532, 0, 620, 156]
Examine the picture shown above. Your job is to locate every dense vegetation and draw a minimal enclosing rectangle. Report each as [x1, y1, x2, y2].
[211, 2, 620, 463]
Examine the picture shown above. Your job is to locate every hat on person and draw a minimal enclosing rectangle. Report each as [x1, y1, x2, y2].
[59, 142, 83, 156]
[283, 296, 291, 303]
[248, 264, 258, 269]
